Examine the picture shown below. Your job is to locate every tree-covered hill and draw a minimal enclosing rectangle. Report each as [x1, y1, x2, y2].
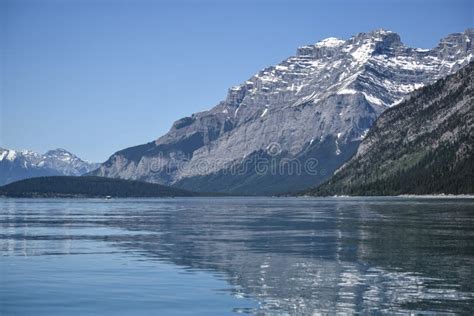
[305, 62, 473, 196]
[0, 176, 199, 198]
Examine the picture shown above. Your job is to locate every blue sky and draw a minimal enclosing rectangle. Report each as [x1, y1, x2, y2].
[1, 0, 472, 162]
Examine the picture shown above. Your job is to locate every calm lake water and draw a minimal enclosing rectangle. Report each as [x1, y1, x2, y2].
[1, 197, 473, 315]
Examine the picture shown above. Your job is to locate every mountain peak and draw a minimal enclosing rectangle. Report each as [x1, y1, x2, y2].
[0, 148, 100, 185]
[353, 29, 398, 40]
[92, 29, 473, 195]
[439, 28, 474, 42]
[371, 28, 395, 35]
[45, 148, 74, 156]
[352, 29, 403, 50]
[315, 37, 345, 48]
[433, 29, 473, 59]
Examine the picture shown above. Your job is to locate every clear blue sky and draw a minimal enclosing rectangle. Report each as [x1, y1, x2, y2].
[1, 0, 472, 162]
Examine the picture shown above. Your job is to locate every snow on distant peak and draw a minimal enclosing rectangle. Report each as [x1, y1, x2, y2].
[374, 29, 393, 35]
[0, 150, 9, 161]
[1, 147, 99, 177]
[315, 37, 345, 48]
[6, 150, 17, 161]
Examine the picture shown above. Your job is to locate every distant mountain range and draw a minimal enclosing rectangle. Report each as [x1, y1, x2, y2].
[91, 28, 473, 195]
[306, 61, 473, 196]
[0, 148, 99, 185]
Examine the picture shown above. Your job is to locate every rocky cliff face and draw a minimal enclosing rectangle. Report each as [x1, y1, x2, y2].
[92, 29, 473, 195]
[308, 62, 474, 196]
[0, 148, 99, 185]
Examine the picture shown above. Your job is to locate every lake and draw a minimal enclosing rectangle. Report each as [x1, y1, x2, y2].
[1, 197, 473, 314]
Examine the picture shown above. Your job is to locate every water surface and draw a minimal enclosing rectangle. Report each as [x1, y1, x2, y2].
[1, 197, 473, 314]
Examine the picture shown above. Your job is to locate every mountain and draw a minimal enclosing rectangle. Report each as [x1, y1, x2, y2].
[0, 148, 100, 185]
[0, 176, 198, 198]
[305, 62, 473, 196]
[92, 29, 473, 195]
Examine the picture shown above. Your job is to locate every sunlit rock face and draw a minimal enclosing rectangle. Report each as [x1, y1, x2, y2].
[92, 29, 473, 195]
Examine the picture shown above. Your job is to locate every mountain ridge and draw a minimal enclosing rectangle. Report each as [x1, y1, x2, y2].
[0, 148, 100, 185]
[91, 28, 473, 195]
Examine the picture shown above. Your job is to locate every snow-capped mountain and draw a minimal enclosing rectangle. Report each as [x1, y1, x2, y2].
[0, 148, 100, 185]
[92, 28, 473, 195]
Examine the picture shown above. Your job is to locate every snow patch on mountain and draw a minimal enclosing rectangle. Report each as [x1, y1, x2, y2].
[315, 37, 345, 48]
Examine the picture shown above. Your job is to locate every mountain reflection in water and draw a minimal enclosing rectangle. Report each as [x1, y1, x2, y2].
[1, 197, 473, 314]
